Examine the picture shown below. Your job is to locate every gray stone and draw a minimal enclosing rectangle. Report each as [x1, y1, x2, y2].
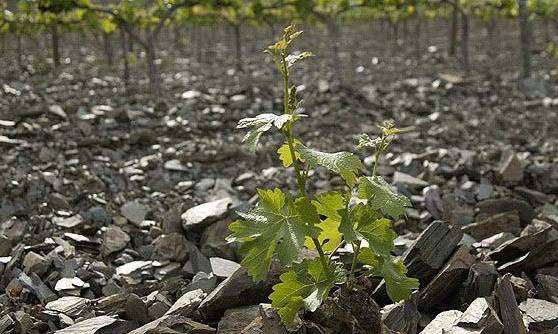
[217, 305, 261, 334]
[84, 206, 112, 224]
[419, 246, 476, 310]
[52, 214, 84, 228]
[519, 298, 558, 332]
[420, 310, 463, 334]
[181, 198, 232, 230]
[200, 219, 236, 260]
[449, 297, 503, 334]
[536, 274, 558, 304]
[11, 272, 57, 304]
[476, 198, 535, 226]
[151, 233, 190, 262]
[0, 234, 12, 256]
[165, 289, 205, 317]
[0, 315, 14, 333]
[120, 201, 150, 227]
[164, 159, 189, 172]
[116, 260, 152, 276]
[210, 257, 241, 279]
[519, 77, 549, 98]
[45, 296, 91, 318]
[463, 212, 522, 241]
[54, 315, 123, 334]
[186, 272, 217, 294]
[382, 293, 420, 334]
[199, 266, 280, 320]
[127, 315, 215, 334]
[102, 226, 130, 256]
[126, 293, 150, 325]
[498, 153, 523, 183]
[393, 171, 429, 192]
[23, 251, 49, 275]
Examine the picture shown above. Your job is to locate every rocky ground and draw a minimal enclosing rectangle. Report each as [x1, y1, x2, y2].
[1, 22, 558, 333]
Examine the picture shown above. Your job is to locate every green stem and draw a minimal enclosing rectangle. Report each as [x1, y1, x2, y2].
[278, 47, 328, 274]
[348, 241, 361, 288]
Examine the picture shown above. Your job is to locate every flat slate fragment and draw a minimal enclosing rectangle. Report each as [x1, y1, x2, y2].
[419, 246, 475, 310]
[519, 298, 558, 332]
[495, 274, 527, 334]
[181, 198, 232, 230]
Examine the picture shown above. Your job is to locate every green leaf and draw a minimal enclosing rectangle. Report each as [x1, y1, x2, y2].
[340, 204, 396, 258]
[356, 216, 396, 257]
[270, 259, 346, 324]
[358, 249, 418, 303]
[228, 188, 318, 281]
[381, 257, 419, 302]
[305, 192, 344, 252]
[277, 139, 302, 167]
[358, 176, 411, 219]
[237, 113, 295, 152]
[357, 247, 380, 270]
[298, 146, 365, 187]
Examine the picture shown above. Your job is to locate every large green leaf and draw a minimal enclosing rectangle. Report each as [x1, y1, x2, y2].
[237, 113, 295, 152]
[297, 146, 365, 187]
[228, 188, 319, 281]
[270, 258, 346, 324]
[381, 257, 420, 302]
[357, 176, 411, 220]
[305, 192, 345, 252]
[358, 248, 418, 302]
[277, 139, 302, 167]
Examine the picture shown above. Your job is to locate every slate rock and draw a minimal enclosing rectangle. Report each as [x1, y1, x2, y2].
[519, 298, 558, 332]
[22, 251, 49, 275]
[498, 153, 523, 183]
[463, 262, 499, 304]
[216, 304, 261, 334]
[185, 272, 217, 294]
[424, 186, 444, 220]
[209, 257, 241, 279]
[402, 220, 463, 284]
[487, 226, 557, 264]
[419, 246, 475, 311]
[393, 171, 429, 193]
[11, 272, 57, 304]
[495, 274, 527, 334]
[45, 296, 91, 318]
[120, 201, 150, 227]
[449, 297, 503, 334]
[476, 198, 535, 226]
[462, 212, 522, 241]
[54, 315, 124, 334]
[420, 310, 463, 334]
[126, 293, 150, 325]
[498, 239, 558, 274]
[0, 234, 12, 256]
[165, 289, 205, 317]
[52, 214, 84, 229]
[0, 315, 15, 333]
[128, 315, 215, 334]
[84, 206, 113, 225]
[152, 233, 190, 262]
[382, 292, 420, 334]
[181, 198, 232, 230]
[102, 226, 130, 256]
[536, 274, 558, 304]
[200, 219, 237, 260]
[198, 266, 280, 321]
